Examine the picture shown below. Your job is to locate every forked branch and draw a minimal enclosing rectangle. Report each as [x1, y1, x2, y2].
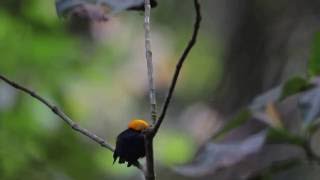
[143, 0, 202, 180]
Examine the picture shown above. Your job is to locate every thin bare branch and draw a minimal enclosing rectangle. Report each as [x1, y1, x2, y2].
[0, 74, 114, 151]
[143, 0, 157, 179]
[144, 130, 155, 180]
[144, 0, 157, 124]
[143, 1, 202, 180]
[0, 75, 146, 171]
[152, 0, 202, 135]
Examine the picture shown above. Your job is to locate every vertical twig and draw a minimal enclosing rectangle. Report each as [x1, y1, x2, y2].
[144, 0, 157, 124]
[144, 0, 157, 179]
[144, 131, 155, 180]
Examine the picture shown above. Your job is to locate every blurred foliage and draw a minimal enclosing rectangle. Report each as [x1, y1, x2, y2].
[155, 130, 195, 165]
[0, 0, 219, 180]
[1, 0, 320, 179]
[213, 108, 251, 140]
[178, 75, 320, 179]
[279, 76, 313, 100]
[266, 128, 305, 146]
[309, 32, 320, 77]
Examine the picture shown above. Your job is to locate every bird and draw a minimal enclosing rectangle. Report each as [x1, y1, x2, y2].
[113, 119, 149, 167]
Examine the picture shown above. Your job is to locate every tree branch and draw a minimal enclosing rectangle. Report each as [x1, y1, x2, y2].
[1, 74, 149, 171]
[0, 74, 115, 151]
[143, 0, 157, 179]
[143, 1, 201, 180]
[144, 0, 157, 124]
[0, 74, 146, 171]
[144, 130, 155, 180]
[152, 0, 202, 135]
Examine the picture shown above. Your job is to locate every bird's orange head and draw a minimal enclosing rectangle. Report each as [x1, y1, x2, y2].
[128, 119, 149, 131]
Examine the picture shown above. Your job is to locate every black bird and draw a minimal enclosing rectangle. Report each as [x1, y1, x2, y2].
[113, 119, 149, 167]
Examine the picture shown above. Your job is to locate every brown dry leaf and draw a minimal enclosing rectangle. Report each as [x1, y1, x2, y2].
[265, 102, 284, 128]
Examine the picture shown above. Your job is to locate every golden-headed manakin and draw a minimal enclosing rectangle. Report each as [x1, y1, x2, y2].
[113, 119, 149, 167]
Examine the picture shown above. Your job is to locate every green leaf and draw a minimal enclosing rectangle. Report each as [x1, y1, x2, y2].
[266, 128, 305, 146]
[309, 32, 320, 76]
[213, 109, 252, 140]
[280, 76, 313, 101]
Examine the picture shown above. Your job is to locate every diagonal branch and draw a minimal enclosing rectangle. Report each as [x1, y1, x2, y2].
[0, 74, 114, 151]
[152, 0, 202, 135]
[0, 74, 146, 171]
